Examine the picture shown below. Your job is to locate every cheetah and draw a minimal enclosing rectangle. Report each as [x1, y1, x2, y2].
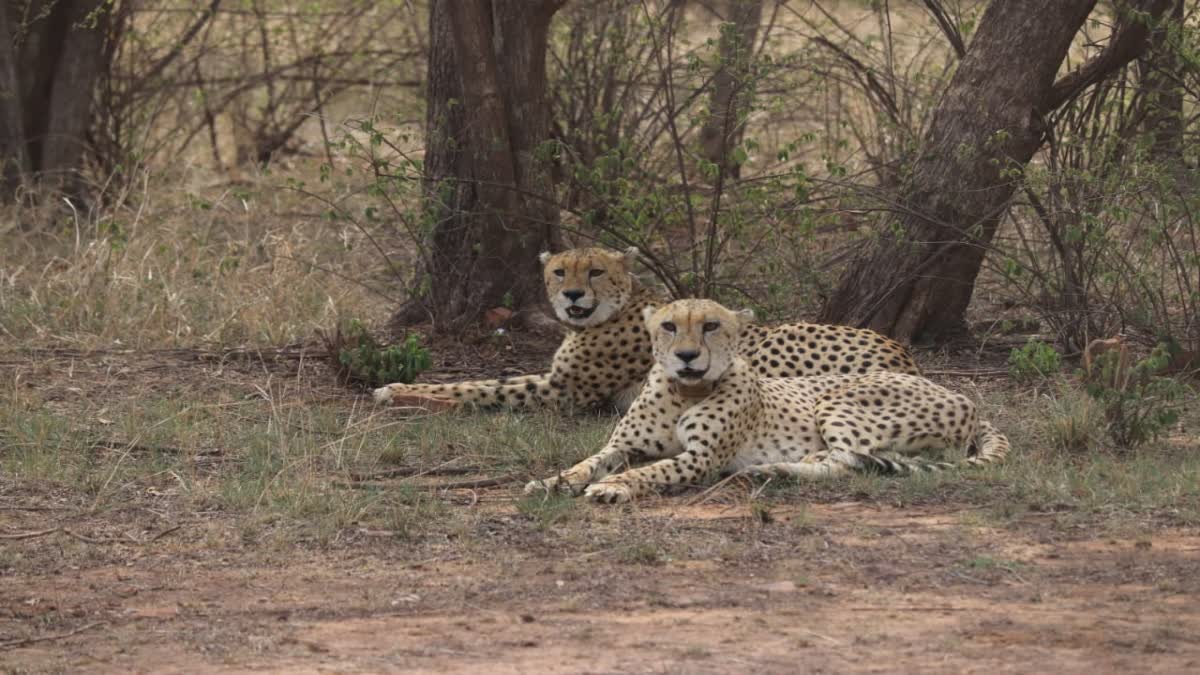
[373, 247, 920, 413]
[525, 299, 1009, 503]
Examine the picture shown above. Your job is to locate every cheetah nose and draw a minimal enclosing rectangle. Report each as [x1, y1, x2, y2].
[562, 289, 585, 302]
[675, 349, 700, 363]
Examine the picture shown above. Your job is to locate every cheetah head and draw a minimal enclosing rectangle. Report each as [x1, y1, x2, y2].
[540, 247, 638, 328]
[642, 299, 754, 388]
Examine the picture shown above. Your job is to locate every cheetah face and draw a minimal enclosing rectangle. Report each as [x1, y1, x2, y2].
[642, 299, 754, 385]
[540, 247, 638, 328]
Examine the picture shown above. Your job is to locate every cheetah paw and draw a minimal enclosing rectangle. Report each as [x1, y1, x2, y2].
[372, 386, 459, 412]
[523, 477, 558, 495]
[584, 481, 634, 504]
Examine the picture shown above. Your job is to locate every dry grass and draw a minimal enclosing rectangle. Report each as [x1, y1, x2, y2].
[2, 346, 1197, 552]
[0, 171, 393, 350]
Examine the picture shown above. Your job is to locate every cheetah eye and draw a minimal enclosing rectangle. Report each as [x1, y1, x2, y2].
[553, 269, 565, 278]
[661, 321, 677, 333]
[588, 269, 605, 278]
[702, 321, 721, 332]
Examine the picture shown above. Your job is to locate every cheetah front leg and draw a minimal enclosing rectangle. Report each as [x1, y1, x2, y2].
[526, 377, 684, 496]
[582, 448, 712, 503]
[524, 443, 640, 496]
[374, 373, 568, 410]
[584, 411, 742, 504]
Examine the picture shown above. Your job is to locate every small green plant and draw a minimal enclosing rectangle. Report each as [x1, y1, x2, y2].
[326, 319, 431, 388]
[1008, 339, 1062, 382]
[1083, 344, 1190, 449]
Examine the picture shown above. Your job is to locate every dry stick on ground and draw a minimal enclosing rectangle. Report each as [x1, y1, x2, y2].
[0, 528, 111, 543]
[847, 606, 968, 612]
[0, 525, 184, 545]
[924, 368, 1010, 377]
[436, 474, 518, 490]
[684, 472, 756, 507]
[0, 528, 60, 540]
[90, 439, 225, 457]
[0, 622, 107, 652]
[349, 466, 480, 481]
[146, 524, 184, 543]
[348, 457, 482, 482]
[336, 475, 516, 492]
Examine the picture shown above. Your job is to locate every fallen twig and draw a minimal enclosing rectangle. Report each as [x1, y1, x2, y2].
[799, 628, 844, 646]
[0, 622, 106, 651]
[349, 465, 480, 481]
[436, 474, 517, 490]
[684, 472, 752, 507]
[0, 525, 183, 546]
[0, 528, 60, 540]
[336, 474, 514, 492]
[61, 529, 118, 544]
[924, 368, 1009, 377]
[146, 524, 184, 543]
[89, 439, 225, 458]
[847, 606, 968, 612]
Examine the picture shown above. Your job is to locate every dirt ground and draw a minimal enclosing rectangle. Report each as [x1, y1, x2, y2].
[5, 497, 1199, 674]
[3, 342, 1199, 674]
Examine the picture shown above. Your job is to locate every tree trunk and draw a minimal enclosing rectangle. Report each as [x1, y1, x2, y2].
[0, 0, 109, 200]
[1138, 1, 1184, 162]
[0, 6, 29, 192]
[698, 0, 762, 181]
[819, 0, 1170, 343]
[399, 0, 565, 333]
[42, 0, 108, 193]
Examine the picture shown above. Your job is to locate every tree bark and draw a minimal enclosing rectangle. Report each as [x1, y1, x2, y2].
[0, 0, 109, 200]
[698, 0, 763, 181]
[0, 6, 29, 192]
[1138, 1, 1184, 161]
[399, 0, 565, 333]
[42, 0, 108, 195]
[819, 0, 1170, 343]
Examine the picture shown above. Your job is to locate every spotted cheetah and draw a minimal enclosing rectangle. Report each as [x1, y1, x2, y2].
[373, 247, 920, 412]
[525, 299, 1009, 503]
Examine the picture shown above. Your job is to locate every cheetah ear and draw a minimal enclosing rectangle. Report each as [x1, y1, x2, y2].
[641, 305, 659, 327]
[736, 308, 756, 326]
[622, 246, 639, 267]
[538, 251, 553, 266]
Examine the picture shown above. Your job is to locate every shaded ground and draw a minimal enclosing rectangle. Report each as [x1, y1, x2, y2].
[2, 343, 1199, 673]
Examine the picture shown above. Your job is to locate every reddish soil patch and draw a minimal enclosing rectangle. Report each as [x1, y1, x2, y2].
[3, 498, 1199, 673]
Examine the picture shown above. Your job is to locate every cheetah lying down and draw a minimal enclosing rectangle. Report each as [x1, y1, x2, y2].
[526, 299, 1009, 503]
[374, 247, 919, 413]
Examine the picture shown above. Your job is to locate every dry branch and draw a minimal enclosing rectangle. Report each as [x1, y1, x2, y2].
[1041, 0, 1175, 113]
[0, 622, 106, 651]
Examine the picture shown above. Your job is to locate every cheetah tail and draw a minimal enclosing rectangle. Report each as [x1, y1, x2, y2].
[842, 452, 956, 475]
[964, 421, 1010, 466]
